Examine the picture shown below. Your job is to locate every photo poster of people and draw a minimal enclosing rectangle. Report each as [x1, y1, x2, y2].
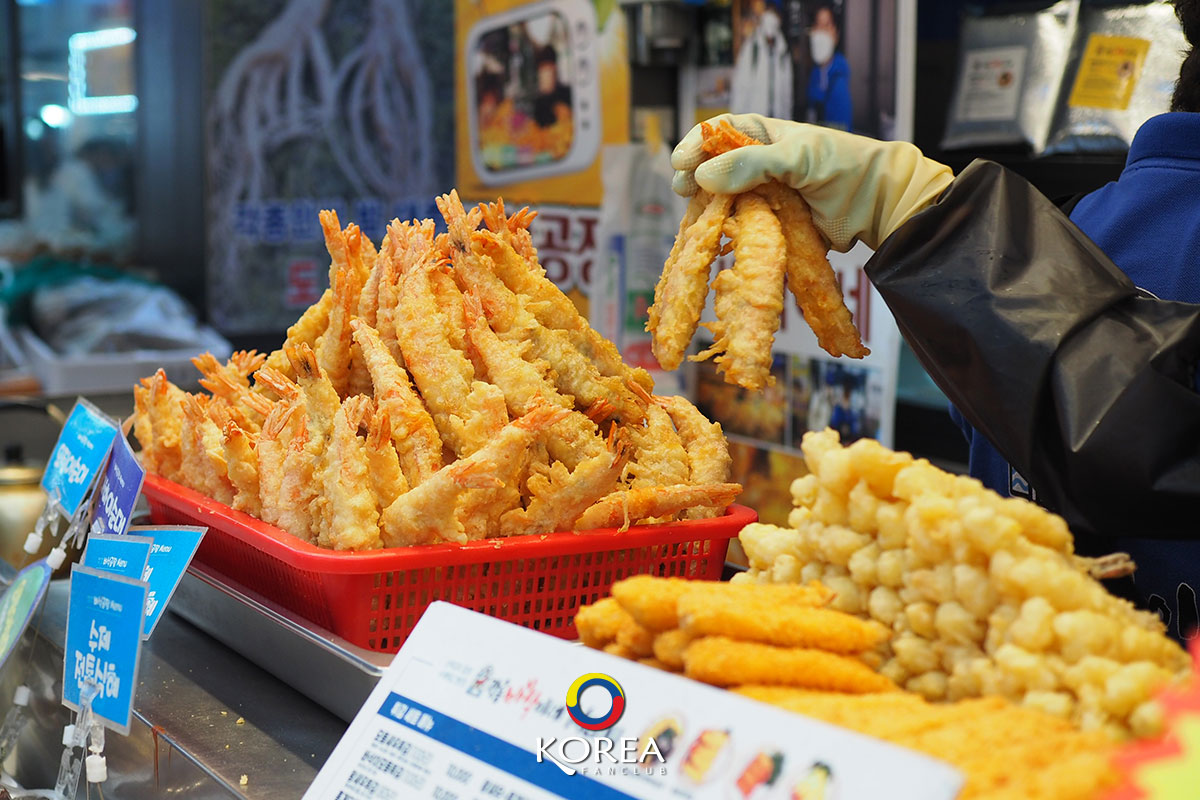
[454, 0, 632, 318]
[682, 0, 914, 530]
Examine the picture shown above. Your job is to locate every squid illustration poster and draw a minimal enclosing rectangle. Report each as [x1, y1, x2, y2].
[204, 0, 456, 334]
[453, 0, 631, 317]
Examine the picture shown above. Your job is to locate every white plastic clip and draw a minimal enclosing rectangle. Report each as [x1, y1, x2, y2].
[12, 686, 30, 707]
[47, 546, 67, 570]
[85, 753, 107, 783]
[23, 532, 42, 555]
[62, 724, 75, 747]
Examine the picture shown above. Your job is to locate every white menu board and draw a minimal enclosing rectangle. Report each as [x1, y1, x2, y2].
[307, 602, 962, 800]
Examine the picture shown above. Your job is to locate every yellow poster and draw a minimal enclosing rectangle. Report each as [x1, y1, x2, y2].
[1068, 34, 1151, 111]
[454, 0, 630, 207]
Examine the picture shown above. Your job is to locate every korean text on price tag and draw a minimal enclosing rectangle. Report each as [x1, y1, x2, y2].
[82, 535, 153, 582]
[63, 566, 148, 734]
[129, 526, 206, 637]
[88, 435, 145, 537]
[43, 400, 119, 519]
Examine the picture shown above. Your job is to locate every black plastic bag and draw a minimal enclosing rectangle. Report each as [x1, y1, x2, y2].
[866, 159, 1200, 539]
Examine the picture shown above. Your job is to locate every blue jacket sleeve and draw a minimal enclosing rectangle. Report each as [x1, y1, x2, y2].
[865, 160, 1200, 540]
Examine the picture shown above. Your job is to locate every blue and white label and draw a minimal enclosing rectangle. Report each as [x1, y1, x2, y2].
[63, 566, 148, 734]
[130, 525, 206, 637]
[82, 535, 153, 582]
[43, 400, 119, 518]
[88, 435, 145, 537]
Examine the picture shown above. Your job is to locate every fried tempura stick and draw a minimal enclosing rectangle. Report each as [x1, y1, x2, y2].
[616, 617, 656, 658]
[573, 483, 742, 532]
[756, 183, 868, 358]
[702, 120, 868, 360]
[692, 192, 787, 391]
[648, 192, 733, 371]
[683, 637, 897, 692]
[609, 576, 834, 632]
[657, 395, 733, 519]
[677, 595, 889, 653]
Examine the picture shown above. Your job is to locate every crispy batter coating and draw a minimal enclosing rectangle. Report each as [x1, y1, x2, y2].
[678, 595, 889, 653]
[657, 395, 733, 519]
[221, 421, 261, 516]
[652, 629, 694, 670]
[755, 182, 868, 358]
[575, 597, 632, 648]
[692, 192, 787, 391]
[648, 192, 733, 371]
[574, 483, 742, 532]
[684, 637, 898, 692]
[616, 617, 656, 658]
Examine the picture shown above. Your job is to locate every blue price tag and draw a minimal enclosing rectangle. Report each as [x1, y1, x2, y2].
[88, 435, 145, 537]
[63, 565, 147, 734]
[129, 526, 206, 637]
[82, 535, 153, 582]
[43, 400, 119, 519]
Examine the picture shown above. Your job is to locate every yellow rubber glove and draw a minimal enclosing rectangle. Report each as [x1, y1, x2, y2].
[671, 114, 954, 252]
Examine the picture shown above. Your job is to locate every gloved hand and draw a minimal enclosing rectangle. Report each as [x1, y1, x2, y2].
[671, 113, 955, 252]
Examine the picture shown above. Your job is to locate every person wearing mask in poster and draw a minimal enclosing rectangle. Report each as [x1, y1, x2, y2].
[805, 5, 851, 130]
[672, 0, 1200, 640]
[731, 2, 793, 120]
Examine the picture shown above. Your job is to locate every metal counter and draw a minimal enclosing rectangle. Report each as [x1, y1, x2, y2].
[1, 579, 348, 799]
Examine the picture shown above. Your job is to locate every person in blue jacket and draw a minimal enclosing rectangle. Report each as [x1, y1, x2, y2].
[951, 0, 1200, 640]
[805, 5, 852, 131]
[672, 0, 1200, 641]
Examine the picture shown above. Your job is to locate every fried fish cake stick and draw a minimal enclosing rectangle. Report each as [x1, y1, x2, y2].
[648, 192, 734, 371]
[756, 182, 868, 358]
[677, 596, 889, 653]
[575, 597, 633, 648]
[573, 483, 742, 532]
[610, 576, 835, 632]
[616, 618, 656, 658]
[693, 192, 787, 391]
[653, 629, 694, 670]
[683, 637, 897, 692]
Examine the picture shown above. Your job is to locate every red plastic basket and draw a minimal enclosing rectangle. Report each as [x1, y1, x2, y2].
[142, 473, 755, 653]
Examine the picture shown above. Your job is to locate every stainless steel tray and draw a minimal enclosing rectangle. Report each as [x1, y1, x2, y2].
[170, 564, 392, 723]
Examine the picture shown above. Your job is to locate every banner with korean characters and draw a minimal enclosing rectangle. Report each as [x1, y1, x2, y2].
[306, 602, 962, 800]
[63, 566, 148, 734]
[87, 434, 145, 538]
[42, 400, 119, 520]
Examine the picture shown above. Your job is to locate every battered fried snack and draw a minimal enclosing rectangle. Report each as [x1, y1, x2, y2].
[575, 597, 632, 649]
[616, 617, 656, 658]
[692, 192, 787, 390]
[755, 182, 868, 358]
[736, 428, 1190, 739]
[135, 196, 742, 548]
[609, 575, 834, 632]
[652, 629, 694, 670]
[683, 636, 897, 692]
[678, 596, 889, 654]
[647, 120, 867, 387]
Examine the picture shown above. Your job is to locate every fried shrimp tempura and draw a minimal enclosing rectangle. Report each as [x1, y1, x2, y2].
[677, 595, 889, 653]
[692, 192, 787, 390]
[657, 395, 733, 519]
[573, 483, 742, 532]
[648, 192, 733, 371]
[701, 120, 868, 360]
[221, 421, 261, 516]
[756, 182, 868, 358]
[683, 636, 897, 692]
[320, 395, 383, 551]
